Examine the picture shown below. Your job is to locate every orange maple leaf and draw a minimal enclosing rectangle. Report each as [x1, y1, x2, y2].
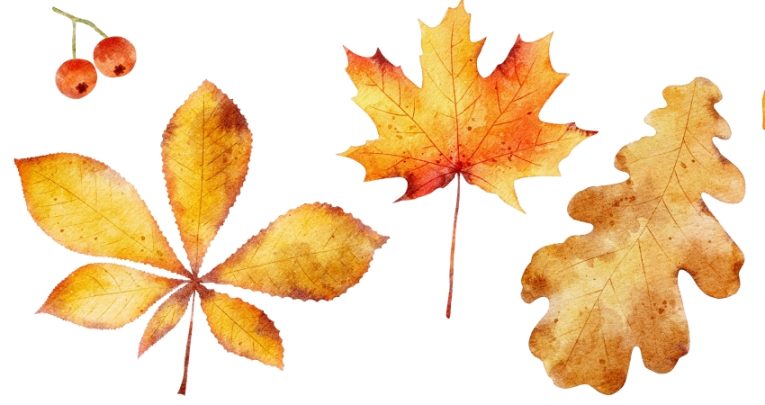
[521, 78, 745, 393]
[341, 2, 595, 317]
[17, 81, 387, 394]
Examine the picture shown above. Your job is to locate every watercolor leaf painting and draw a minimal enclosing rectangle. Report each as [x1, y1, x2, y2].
[521, 78, 745, 394]
[16, 81, 387, 394]
[341, 2, 595, 317]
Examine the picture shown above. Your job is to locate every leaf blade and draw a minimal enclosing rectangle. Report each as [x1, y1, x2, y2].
[340, 4, 595, 207]
[16, 153, 188, 276]
[40, 263, 182, 329]
[199, 288, 283, 368]
[521, 77, 744, 394]
[162, 80, 252, 273]
[138, 283, 193, 357]
[203, 203, 387, 300]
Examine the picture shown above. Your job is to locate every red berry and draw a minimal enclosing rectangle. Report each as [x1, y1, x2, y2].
[93, 36, 136, 77]
[55, 59, 97, 99]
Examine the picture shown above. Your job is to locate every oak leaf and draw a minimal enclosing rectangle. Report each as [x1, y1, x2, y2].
[17, 80, 387, 394]
[341, 2, 595, 317]
[521, 77, 745, 394]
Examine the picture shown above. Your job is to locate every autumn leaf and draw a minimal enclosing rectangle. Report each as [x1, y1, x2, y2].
[39, 263, 182, 329]
[521, 77, 745, 394]
[162, 82, 252, 274]
[15, 154, 188, 276]
[198, 287, 283, 368]
[138, 283, 193, 357]
[341, 2, 595, 317]
[203, 203, 387, 300]
[17, 80, 387, 394]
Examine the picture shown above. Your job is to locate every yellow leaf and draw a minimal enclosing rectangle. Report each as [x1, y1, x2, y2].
[162, 80, 252, 273]
[341, 2, 592, 317]
[40, 263, 182, 329]
[341, 3, 594, 208]
[138, 283, 193, 357]
[199, 288, 283, 368]
[521, 78, 745, 394]
[18, 80, 387, 393]
[16, 153, 188, 276]
[203, 203, 388, 300]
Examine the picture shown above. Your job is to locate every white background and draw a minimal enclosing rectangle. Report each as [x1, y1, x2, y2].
[1, 1, 763, 403]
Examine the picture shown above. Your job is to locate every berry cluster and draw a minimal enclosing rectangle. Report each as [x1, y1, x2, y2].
[53, 7, 136, 99]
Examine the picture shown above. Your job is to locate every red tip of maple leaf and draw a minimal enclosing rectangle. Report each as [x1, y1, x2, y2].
[370, 48, 389, 65]
[343, 46, 393, 69]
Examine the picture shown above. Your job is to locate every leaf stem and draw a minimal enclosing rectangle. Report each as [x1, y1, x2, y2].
[446, 174, 462, 319]
[177, 293, 196, 395]
[52, 7, 108, 59]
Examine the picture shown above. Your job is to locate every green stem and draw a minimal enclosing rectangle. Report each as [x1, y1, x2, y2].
[52, 7, 108, 45]
[70, 20, 76, 58]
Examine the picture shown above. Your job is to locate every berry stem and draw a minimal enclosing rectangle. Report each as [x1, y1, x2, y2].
[177, 293, 196, 395]
[70, 20, 76, 58]
[52, 7, 108, 44]
[445, 174, 462, 319]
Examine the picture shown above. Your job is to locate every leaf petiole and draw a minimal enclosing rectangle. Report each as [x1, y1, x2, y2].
[177, 292, 196, 395]
[445, 174, 462, 319]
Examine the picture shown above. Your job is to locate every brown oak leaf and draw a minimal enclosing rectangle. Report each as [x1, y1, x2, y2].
[521, 77, 745, 394]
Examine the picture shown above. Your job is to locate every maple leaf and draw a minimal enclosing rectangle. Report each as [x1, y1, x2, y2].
[341, 2, 595, 317]
[16, 81, 387, 394]
[521, 77, 745, 394]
